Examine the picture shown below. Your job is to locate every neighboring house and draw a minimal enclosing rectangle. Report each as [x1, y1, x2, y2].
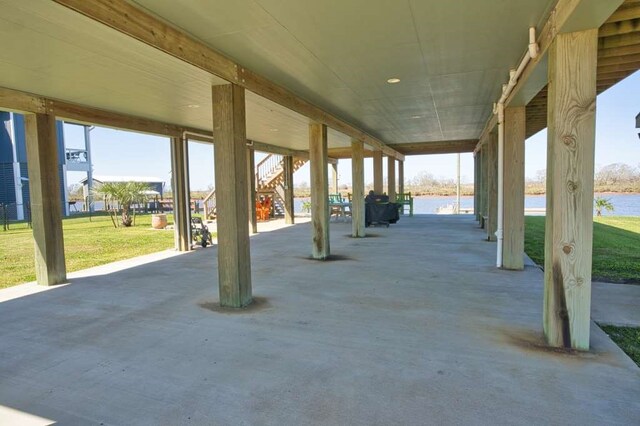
[81, 176, 165, 200]
[0, 112, 68, 220]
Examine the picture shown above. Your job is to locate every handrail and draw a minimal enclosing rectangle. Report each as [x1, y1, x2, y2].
[203, 188, 216, 218]
[256, 153, 284, 187]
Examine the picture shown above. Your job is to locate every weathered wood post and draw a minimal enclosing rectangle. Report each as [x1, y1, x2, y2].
[373, 150, 383, 194]
[170, 136, 191, 251]
[398, 160, 404, 198]
[331, 161, 339, 194]
[212, 83, 252, 308]
[351, 139, 365, 237]
[502, 106, 525, 270]
[24, 113, 67, 286]
[283, 155, 295, 225]
[544, 29, 598, 350]
[387, 156, 396, 202]
[309, 122, 330, 259]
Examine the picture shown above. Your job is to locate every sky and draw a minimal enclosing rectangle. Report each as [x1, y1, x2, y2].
[65, 71, 640, 191]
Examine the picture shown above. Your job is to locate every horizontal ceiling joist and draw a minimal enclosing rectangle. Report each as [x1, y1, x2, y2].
[52, 0, 404, 161]
[605, 2, 640, 23]
[329, 139, 477, 158]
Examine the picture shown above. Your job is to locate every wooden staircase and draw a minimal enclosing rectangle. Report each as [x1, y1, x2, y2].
[203, 153, 307, 220]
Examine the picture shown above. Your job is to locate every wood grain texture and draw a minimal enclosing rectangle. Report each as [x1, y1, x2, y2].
[544, 29, 598, 350]
[309, 123, 330, 259]
[480, 145, 488, 228]
[247, 148, 258, 233]
[283, 155, 295, 225]
[24, 113, 66, 286]
[212, 84, 252, 308]
[387, 157, 396, 202]
[373, 150, 383, 194]
[502, 107, 526, 270]
[351, 139, 365, 238]
[487, 132, 498, 241]
[170, 137, 191, 251]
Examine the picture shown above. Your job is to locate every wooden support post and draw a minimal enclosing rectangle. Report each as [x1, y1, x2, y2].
[387, 156, 396, 202]
[502, 107, 526, 270]
[24, 113, 67, 286]
[212, 83, 252, 308]
[473, 153, 477, 221]
[373, 150, 383, 194]
[170, 137, 191, 251]
[487, 132, 498, 241]
[247, 147, 257, 234]
[398, 160, 404, 197]
[544, 29, 598, 350]
[283, 155, 295, 225]
[351, 139, 365, 237]
[310, 123, 330, 259]
[331, 161, 339, 194]
[480, 147, 488, 229]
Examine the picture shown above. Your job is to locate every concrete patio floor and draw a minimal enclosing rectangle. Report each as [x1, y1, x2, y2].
[0, 215, 638, 425]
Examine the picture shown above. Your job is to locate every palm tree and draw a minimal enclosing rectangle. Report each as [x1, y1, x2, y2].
[94, 181, 151, 227]
[594, 196, 614, 217]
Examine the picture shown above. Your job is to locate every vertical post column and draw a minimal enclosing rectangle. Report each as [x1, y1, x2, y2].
[331, 161, 339, 194]
[502, 106, 525, 270]
[212, 83, 252, 308]
[351, 139, 365, 237]
[487, 132, 498, 241]
[310, 123, 330, 259]
[474, 153, 479, 221]
[24, 113, 66, 286]
[387, 156, 396, 202]
[480, 147, 488, 228]
[247, 147, 257, 234]
[544, 29, 598, 350]
[373, 150, 383, 194]
[170, 137, 191, 252]
[398, 160, 404, 197]
[283, 155, 295, 225]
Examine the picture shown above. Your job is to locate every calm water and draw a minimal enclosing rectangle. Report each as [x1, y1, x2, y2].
[294, 193, 640, 216]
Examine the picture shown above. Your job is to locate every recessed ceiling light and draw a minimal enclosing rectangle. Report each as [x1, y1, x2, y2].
[270, 128, 279, 132]
[387, 78, 401, 84]
[411, 115, 422, 119]
[185, 104, 200, 109]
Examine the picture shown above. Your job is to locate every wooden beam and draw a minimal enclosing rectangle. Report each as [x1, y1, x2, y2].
[598, 43, 640, 58]
[283, 155, 295, 225]
[53, 0, 404, 160]
[0, 86, 45, 114]
[24, 113, 67, 286]
[373, 150, 383, 194]
[398, 160, 405, 198]
[599, 19, 640, 37]
[387, 156, 396, 202]
[170, 137, 191, 251]
[544, 29, 598, 350]
[249, 140, 307, 159]
[351, 139, 365, 238]
[309, 123, 330, 259]
[502, 107, 526, 270]
[599, 31, 640, 49]
[394, 139, 478, 155]
[598, 52, 640, 66]
[605, 3, 640, 23]
[212, 83, 252, 308]
[327, 147, 373, 159]
[330, 162, 339, 194]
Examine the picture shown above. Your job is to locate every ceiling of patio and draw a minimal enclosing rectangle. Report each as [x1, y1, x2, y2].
[0, 0, 591, 151]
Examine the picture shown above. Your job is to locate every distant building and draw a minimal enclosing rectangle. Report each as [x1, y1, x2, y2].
[80, 176, 165, 200]
[0, 112, 69, 220]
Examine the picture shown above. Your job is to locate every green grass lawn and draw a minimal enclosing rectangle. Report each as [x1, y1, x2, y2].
[0, 213, 178, 289]
[524, 216, 640, 283]
[599, 325, 640, 367]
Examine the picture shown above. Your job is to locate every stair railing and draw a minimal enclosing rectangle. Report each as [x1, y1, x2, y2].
[203, 188, 216, 219]
[256, 153, 284, 188]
